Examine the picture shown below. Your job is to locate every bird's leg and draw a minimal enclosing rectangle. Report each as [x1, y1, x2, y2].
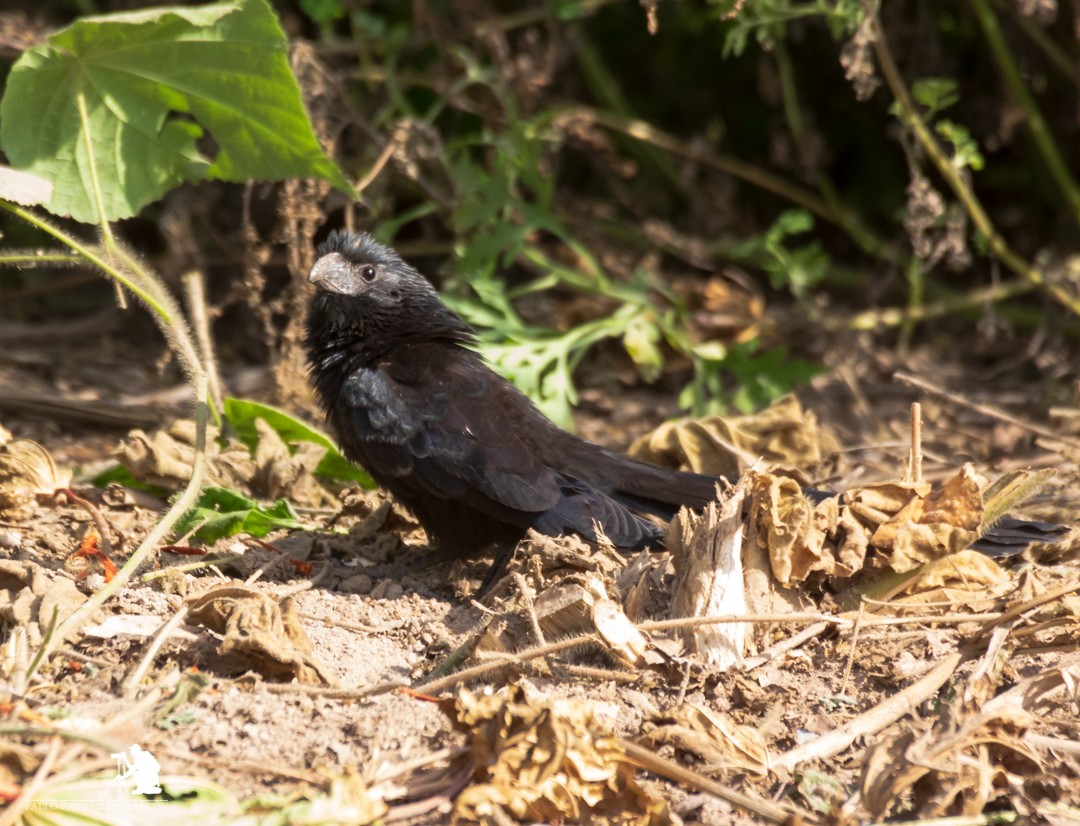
[475, 541, 519, 599]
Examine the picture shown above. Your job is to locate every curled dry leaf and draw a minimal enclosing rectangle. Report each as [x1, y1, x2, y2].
[888, 551, 1011, 607]
[119, 421, 256, 492]
[0, 438, 71, 519]
[448, 685, 673, 825]
[186, 585, 336, 686]
[252, 418, 336, 508]
[641, 702, 769, 775]
[869, 465, 984, 571]
[861, 707, 1042, 818]
[121, 419, 338, 507]
[629, 394, 839, 479]
[747, 463, 1035, 593]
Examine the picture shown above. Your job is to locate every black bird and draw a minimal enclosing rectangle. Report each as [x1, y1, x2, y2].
[304, 230, 722, 561]
[304, 231, 1066, 571]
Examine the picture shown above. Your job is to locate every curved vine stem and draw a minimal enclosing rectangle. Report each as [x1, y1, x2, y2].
[869, 11, 1080, 317]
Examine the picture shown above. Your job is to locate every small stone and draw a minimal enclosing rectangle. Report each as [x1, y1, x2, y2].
[339, 574, 373, 595]
[370, 579, 404, 600]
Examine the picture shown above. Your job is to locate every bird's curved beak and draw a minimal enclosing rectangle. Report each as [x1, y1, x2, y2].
[308, 252, 349, 289]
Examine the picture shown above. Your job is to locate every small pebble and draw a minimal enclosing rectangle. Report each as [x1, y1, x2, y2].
[0, 530, 22, 551]
[370, 579, 403, 600]
[339, 574, 373, 595]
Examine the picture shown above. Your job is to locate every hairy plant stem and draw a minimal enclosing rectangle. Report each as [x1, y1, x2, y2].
[30, 373, 209, 677]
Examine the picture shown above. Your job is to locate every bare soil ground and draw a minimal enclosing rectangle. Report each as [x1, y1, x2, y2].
[1, 322, 1078, 825]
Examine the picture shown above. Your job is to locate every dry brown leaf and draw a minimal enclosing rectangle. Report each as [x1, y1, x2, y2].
[0, 439, 70, 518]
[641, 702, 769, 775]
[750, 473, 809, 587]
[891, 551, 1011, 606]
[449, 686, 673, 825]
[846, 481, 930, 524]
[862, 707, 1042, 818]
[119, 421, 256, 492]
[628, 394, 839, 478]
[186, 585, 336, 686]
[252, 418, 336, 507]
[871, 466, 984, 571]
[669, 483, 748, 669]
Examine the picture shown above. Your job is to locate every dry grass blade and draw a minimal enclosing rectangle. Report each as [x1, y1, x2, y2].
[773, 648, 970, 772]
[618, 740, 806, 824]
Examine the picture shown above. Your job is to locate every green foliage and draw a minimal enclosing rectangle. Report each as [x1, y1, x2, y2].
[890, 78, 984, 172]
[0, 0, 354, 222]
[935, 121, 985, 172]
[175, 486, 308, 542]
[731, 210, 829, 300]
[223, 397, 374, 487]
[720, 0, 864, 57]
[299, 0, 345, 26]
[910, 78, 961, 117]
[723, 343, 826, 413]
[92, 463, 170, 496]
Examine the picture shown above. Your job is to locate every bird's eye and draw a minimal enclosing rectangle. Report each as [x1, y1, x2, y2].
[360, 265, 377, 282]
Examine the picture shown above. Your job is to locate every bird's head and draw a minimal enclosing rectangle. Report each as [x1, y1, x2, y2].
[306, 230, 474, 355]
[309, 230, 435, 308]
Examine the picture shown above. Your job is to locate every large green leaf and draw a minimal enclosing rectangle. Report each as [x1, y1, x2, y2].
[0, 0, 355, 222]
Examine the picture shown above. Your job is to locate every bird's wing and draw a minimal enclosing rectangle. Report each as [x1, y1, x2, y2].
[340, 349, 562, 516]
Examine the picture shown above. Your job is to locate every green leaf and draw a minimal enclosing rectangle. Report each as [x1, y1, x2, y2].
[176, 485, 308, 542]
[732, 209, 829, 298]
[936, 119, 985, 172]
[0, 0, 355, 222]
[298, 0, 345, 25]
[91, 463, 171, 496]
[724, 343, 825, 414]
[223, 397, 373, 486]
[911, 77, 960, 117]
[622, 314, 664, 383]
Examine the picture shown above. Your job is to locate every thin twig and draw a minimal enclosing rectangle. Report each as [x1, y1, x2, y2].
[969, 0, 1080, 224]
[556, 105, 836, 224]
[894, 371, 1080, 451]
[773, 648, 970, 771]
[619, 739, 802, 824]
[59, 487, 114, 558]
[740, 621, 832, 672]
[837, 601, 866, 697]
[908, 402, 923, 484]
[123, 606, 191, 698]
[355, 135, 401, 196]
[416, 634, 599, 693]
[259, 679, 408, 699]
